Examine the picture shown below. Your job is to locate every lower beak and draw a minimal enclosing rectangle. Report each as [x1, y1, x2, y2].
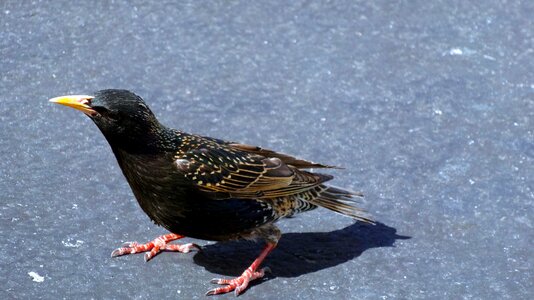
[49, 95, 96, 115]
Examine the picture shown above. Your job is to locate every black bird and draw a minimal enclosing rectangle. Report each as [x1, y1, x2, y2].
[50, 89, 372, 296]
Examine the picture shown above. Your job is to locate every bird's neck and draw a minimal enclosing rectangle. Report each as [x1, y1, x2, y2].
[104, 123, 179, 155]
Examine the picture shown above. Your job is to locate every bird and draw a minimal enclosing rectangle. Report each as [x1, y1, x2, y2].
[49, 89, 373, 296]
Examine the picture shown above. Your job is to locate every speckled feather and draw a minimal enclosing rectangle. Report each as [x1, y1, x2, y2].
[51, 89, 373, 296]
[77, 90, 372, 241]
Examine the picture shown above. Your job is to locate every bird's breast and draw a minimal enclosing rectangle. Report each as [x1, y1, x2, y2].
[111, 148, 279, 241]
[113, 149, 190, 223]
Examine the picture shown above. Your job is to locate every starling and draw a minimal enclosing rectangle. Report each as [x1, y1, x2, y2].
[50, 89, 372, 296]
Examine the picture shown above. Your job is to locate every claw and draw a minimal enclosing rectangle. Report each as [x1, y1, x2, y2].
[121, 241, 138, 247]
[206, 243, 276, 296]
[110, 233, 196, 261]
[110, 249, 121, 258]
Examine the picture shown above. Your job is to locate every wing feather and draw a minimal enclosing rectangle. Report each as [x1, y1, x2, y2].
[228, 143, 341, 169]
[175, 140, 330, 197]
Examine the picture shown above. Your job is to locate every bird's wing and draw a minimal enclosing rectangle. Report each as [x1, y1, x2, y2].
[174, 143, 331, 197]
[227, 143, 340, 169]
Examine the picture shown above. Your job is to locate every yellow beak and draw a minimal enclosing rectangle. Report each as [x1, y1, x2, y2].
[49, 95, 96, 115]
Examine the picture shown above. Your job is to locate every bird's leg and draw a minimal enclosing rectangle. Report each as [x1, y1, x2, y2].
[206, 242, 276, 296]
[111, 233, 200, 262]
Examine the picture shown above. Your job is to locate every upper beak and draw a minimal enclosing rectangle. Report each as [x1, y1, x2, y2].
[49, 95, 96, 115]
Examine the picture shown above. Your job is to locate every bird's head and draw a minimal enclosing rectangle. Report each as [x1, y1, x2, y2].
[50, 89, 163, 152]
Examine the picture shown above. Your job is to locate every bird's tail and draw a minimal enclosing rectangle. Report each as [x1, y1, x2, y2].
[308, 185, 374, 224]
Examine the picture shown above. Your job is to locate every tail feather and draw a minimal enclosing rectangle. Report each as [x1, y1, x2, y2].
[308, 185, 374, 224]
[325, 185, 364, 197]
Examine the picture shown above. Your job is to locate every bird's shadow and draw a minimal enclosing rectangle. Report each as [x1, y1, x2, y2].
[193, 221, 410, 278]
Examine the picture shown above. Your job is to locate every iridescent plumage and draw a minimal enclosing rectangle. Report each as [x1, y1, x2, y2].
[50, 89, 372, 296]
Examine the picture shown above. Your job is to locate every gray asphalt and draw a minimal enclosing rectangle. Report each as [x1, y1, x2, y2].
[1, 1, 532, 299]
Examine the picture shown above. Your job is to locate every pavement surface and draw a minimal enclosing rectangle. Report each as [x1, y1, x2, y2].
[1, 1, 532, 299]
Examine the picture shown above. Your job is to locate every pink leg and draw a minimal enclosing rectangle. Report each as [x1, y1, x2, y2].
[111, 233, 200, 262]
[206, 242, 276, 296]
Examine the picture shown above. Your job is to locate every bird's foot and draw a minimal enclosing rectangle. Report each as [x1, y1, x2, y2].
[206, 242, 277, 296]
[206, 267, 271, 296]
[110, 233, 200, 262]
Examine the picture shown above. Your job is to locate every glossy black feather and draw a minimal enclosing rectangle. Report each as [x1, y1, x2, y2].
[83, 90, 372, 242]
